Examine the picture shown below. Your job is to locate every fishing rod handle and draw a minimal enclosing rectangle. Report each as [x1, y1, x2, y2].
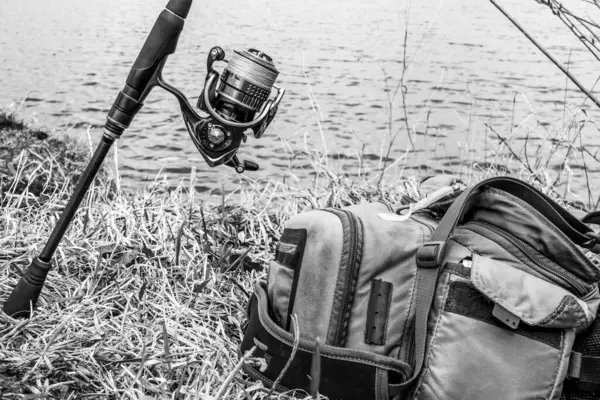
[105, 0, 193, 136]
[2, 258, 51, 318]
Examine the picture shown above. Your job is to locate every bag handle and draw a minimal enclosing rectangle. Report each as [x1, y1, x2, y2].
[582, 211, 600, 225]
[389, 177, 597, 397]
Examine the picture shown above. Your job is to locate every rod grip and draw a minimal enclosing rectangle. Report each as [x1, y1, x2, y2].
[106, 0, 193, 132]
[126, 8, 184, 92]
[3, 257, 51, 318]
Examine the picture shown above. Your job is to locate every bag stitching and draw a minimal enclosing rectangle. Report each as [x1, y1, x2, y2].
[547, 330, 567, 400]
[473, 258, 587, 328]
[258, 291, 406, 372]
[382, 282, 392, 344]
[398, 223, 428, 356]
[242, 365, 292, 392]
[412, 272, 455, 399]
[537, 296, 587, 328]
[375, 368, 381, 400]
[566, 298, 587, 327]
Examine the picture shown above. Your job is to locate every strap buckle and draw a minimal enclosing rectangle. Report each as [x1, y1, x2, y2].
[416, 241, 446, 268]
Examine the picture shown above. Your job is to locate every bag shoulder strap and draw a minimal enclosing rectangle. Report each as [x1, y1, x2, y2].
[582, 211, 600, 226]
[387, 263, 439, 397]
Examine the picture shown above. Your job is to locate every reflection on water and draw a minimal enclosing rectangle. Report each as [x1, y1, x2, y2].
[1, 0, 600, 196]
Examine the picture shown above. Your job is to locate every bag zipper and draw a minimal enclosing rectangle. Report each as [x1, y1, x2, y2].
[322, 208, 364, 347]
[462, 220, 588, 297]
[331, 209, 363, 346]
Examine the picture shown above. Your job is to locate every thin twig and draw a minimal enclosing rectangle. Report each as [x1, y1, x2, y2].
[267, 315, 301, 397]
[492, 0, 600, 110]
[214, 346, 257, 400]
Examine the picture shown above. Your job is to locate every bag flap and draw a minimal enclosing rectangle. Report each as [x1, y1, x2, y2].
[471, 254, 596, 329]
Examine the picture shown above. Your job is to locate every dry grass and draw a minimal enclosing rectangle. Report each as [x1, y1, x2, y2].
[0, 107, 599, 399]
[0, 111, 416, 399]
[0, 112, 112, 209]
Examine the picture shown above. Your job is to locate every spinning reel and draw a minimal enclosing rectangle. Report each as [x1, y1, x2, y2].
[157, 46, 284, 172]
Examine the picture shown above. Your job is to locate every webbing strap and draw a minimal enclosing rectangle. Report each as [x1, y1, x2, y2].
[582, 211, 600, 226]
[568, 351, 600, 390]
[579, 212, 600, 255]
[388, 267, 439, 397]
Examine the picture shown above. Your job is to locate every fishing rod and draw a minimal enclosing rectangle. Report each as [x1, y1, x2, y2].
[490, 0, 600, 110]
[2, 0, 285, 318]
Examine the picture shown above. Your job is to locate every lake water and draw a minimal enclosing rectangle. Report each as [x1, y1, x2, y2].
[2, 0, 600, 201]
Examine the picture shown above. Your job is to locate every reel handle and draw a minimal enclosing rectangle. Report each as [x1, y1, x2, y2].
[225, 155, 259, 173]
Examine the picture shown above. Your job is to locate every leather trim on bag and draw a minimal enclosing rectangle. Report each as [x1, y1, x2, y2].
[240, 284, 409, 399]
[249, 283, 410, 370]
[275, 228, 308, 330]
[275, 228, 307, 270]
[365, 279, 393, 345]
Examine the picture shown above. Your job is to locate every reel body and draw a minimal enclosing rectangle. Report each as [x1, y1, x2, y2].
[157, 46, 284, 173]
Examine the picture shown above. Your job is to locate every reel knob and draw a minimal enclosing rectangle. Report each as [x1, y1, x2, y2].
[243, 159, 259, 172]
[207, 124, 226, 146]
[226, 155, 259, 173]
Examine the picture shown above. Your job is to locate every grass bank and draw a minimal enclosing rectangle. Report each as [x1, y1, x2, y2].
[0, 111, 598, 399]
[0, 112, 414, 400]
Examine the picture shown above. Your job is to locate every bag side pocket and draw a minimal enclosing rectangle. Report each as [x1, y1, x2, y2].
[267, 228, 307, 330]
[413, 255, 590, 400]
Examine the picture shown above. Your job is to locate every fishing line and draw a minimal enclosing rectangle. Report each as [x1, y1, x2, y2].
[224, 49, 279, 90]
[490, 0, 600, 110]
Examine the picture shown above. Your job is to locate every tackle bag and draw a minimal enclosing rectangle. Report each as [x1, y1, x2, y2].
[240, 176, 600, 399]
